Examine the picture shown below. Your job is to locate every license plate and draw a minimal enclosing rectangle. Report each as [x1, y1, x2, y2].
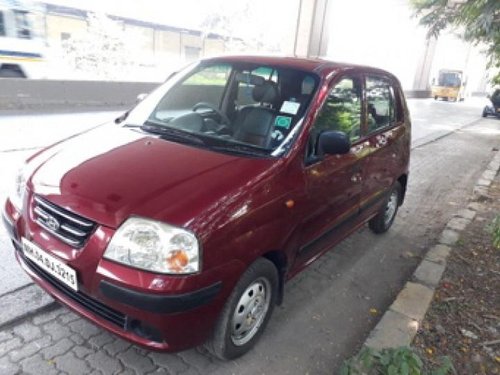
[22, 238, 78, 291]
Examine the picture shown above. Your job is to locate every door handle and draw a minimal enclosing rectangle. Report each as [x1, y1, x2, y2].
[376, 135, 387, 146]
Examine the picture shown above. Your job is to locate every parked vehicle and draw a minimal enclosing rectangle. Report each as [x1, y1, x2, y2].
[2, 56, 410, 359]
[0, 0, 46, 78]
[482, 89, 500, 118]
[431, 69, 466, 102]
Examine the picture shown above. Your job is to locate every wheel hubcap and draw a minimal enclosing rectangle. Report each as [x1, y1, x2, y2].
[230, 278, 271, 346]
[383, 190, 398, 226]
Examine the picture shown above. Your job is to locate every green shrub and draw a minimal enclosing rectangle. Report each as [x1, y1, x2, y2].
[340, 346, 454, 375]
[489, 215, 500, 249]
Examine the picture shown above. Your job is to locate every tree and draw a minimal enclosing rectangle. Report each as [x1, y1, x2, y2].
[199, 0, 284, 55]
[62, 13, 133, 80]
[411, 0, 500, 84]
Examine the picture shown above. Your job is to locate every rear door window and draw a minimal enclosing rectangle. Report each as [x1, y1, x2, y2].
[366, 76, 396, 133]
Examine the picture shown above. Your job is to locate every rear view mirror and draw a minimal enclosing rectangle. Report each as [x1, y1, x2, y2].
[319, 131, 351, 155]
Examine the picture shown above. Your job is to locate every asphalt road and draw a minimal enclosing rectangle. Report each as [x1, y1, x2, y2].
[0, 98, 498, 374]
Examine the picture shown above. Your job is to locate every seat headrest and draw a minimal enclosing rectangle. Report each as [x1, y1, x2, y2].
[252, 81, 279, 104]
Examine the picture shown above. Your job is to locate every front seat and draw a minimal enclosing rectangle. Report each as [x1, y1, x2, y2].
[233, 81, 279, 148]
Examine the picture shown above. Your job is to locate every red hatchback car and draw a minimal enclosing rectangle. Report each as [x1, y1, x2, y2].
[3, 56, 410, 359]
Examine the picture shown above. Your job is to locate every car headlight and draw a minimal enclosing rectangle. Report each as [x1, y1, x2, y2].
[9, 164, 29, 211]
[104, 217, 200, 274]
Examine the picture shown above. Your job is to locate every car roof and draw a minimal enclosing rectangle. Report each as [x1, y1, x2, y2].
[202, 55, 400, 82]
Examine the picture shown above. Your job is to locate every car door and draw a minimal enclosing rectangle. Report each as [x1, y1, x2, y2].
[360, 74, 406, 216]
[295, 74, 369, 266]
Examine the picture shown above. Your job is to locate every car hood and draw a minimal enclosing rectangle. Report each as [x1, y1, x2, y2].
[29, 124, 275, 231]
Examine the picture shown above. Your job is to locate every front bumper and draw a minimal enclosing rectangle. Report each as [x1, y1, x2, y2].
[3, 198, 243, 351]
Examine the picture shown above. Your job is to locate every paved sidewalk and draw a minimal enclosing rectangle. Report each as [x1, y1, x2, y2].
[363, 149, 500, 350]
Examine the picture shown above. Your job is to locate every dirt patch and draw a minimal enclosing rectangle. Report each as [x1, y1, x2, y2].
[412, 179, 500, 374]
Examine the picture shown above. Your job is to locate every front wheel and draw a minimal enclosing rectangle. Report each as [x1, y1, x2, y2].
[206, 258, 278, 360]
[0, 68, 25, 78]
[369, 181, 402, 234]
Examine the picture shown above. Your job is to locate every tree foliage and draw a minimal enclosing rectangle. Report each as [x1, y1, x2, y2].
[411, 0, 500, 84]
[62, 13, 133, 80]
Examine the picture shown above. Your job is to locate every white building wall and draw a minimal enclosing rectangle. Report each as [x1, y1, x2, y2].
[325, 0, 489, 93]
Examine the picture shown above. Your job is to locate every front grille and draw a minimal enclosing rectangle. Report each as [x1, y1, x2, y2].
[21, 252, 127, 329]
[33, 196, 96, 248]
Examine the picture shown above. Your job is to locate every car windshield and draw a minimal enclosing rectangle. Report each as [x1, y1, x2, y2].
[438, 72, 461, 87]
[125, 61, 319, 157]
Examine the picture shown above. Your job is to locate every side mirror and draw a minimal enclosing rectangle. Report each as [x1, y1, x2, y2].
[319, 131, 351, 155]
[136, 93, 148, 103]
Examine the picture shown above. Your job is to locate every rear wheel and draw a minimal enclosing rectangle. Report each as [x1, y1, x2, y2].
[0, 68, 25, 78]
[206, 258, 278, 360]
[369, 181, 402, 234]
[482, 107, 488, 118]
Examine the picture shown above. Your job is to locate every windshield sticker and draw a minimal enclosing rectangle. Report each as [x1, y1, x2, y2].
[280, 101, 300, 115]
[274, 116, 292, 129]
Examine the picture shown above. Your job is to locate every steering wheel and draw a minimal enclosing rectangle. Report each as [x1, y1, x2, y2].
[192, 102, 230, 126]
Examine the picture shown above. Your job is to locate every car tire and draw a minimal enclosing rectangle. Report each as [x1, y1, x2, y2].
[0, 68, 25, 78]
[206, 258, 278, 360]
[482, 107, 488, 118]
[369, 181, 402, 234]
[434, 96, 438, 100]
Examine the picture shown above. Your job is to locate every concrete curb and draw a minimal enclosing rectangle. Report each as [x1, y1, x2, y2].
[363, 149, 500, 350]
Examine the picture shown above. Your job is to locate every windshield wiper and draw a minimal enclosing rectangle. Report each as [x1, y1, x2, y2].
[141, 120, 206, 146]
[141, 120, 269, 157]
[208, 143, 270, 157]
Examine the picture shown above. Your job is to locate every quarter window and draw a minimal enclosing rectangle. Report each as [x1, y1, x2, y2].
[366, 76, 396, 133]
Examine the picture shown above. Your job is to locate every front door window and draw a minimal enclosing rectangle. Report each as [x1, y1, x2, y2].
[314, 76, 362, 143]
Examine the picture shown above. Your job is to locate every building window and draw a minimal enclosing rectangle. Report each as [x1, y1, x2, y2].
[60, 32, 71, 42]
[184, 46, 201, 61]
[0, 12, 5, 37]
